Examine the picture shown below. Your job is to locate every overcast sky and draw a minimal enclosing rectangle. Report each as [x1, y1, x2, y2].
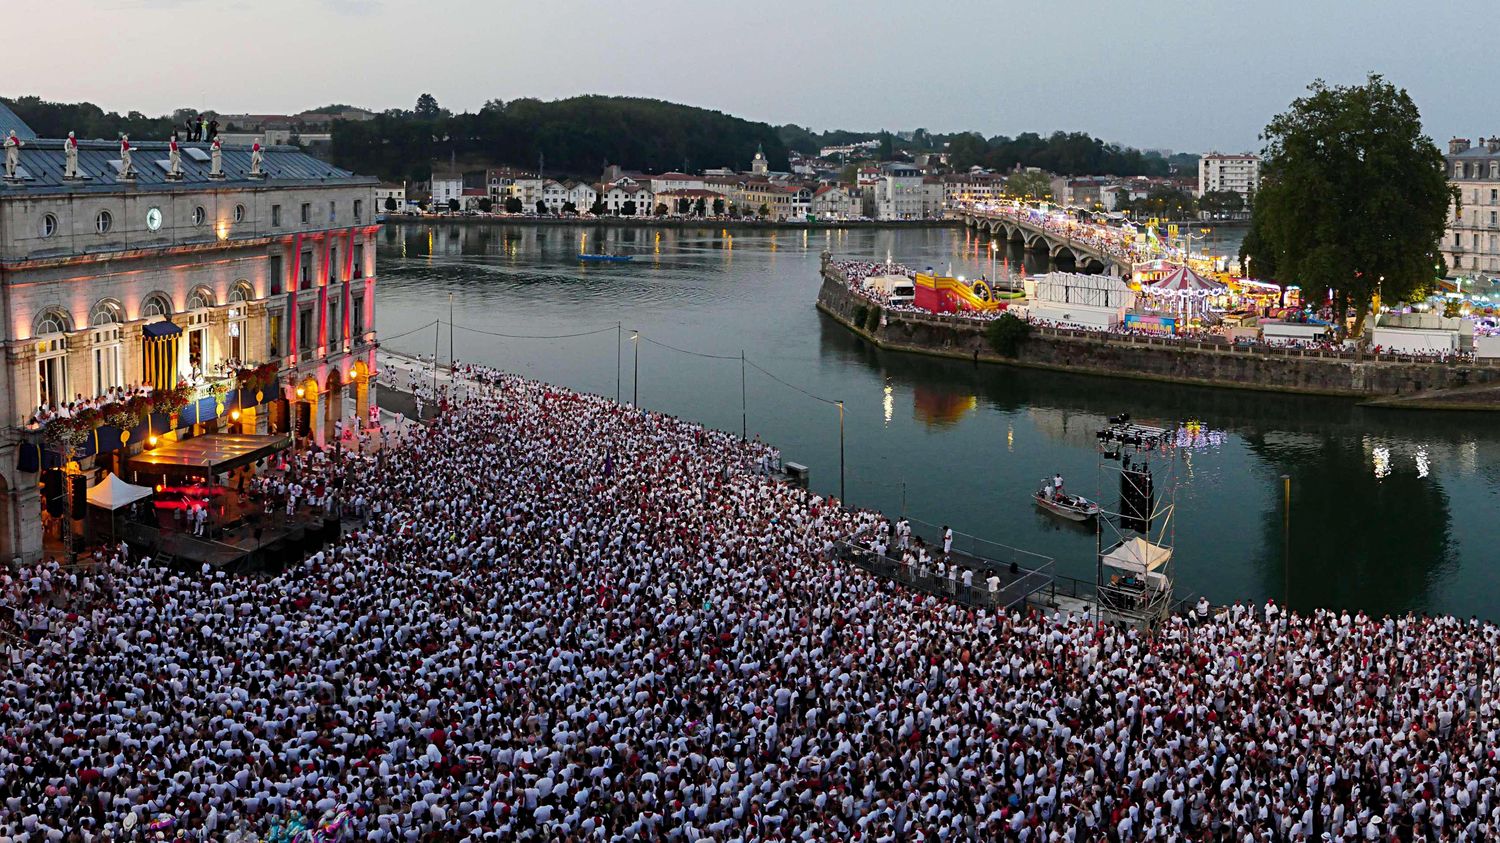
[9, 0, 1478, 154]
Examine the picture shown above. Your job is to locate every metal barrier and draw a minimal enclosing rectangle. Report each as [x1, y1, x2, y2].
[837, 541, 1051, 612]
[903, 516, 1053, 571]
[842, 516, 1057, 612]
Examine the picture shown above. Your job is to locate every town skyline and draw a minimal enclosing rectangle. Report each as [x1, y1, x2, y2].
[11, 0, 1483, 153]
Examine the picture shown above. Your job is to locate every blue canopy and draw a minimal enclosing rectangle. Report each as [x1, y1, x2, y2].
[143, 320, 182, 338]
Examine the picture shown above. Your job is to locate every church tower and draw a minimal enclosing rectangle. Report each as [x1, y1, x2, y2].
[751, 144, 768, 176]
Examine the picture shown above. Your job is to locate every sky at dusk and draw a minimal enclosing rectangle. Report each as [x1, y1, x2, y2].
[9, 0, 1479, 154]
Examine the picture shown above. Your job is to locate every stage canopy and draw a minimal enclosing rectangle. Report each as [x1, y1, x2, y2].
[130, 432, 290, 478]
[1101, 537, 1172, 574]
[86, 472, 154, 510]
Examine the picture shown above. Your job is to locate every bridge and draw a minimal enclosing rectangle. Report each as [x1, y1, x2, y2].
[958, 205, 1129, 275]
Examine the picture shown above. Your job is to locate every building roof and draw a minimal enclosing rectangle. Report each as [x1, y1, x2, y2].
[0, 101, 37, 140]
[655, 188, 723, 198]
[1449, 145, 1500, 160]
[0, 138, 372, 197]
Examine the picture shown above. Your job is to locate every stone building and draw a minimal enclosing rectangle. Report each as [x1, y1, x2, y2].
[1443, 137, 1500, 280]
[0, 133, 377, 562]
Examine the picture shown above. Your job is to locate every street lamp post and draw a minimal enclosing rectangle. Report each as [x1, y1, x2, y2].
[295, 385, 306, 449]
[631, 330, 640, 406]
[615, 322, 622, 404]
[836, 400, 845, 504]
[1281, 473, 1291, 606]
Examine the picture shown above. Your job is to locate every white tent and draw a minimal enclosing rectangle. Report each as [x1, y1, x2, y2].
[86, 472, 153, 511]
[1100, 537, 1172, 574]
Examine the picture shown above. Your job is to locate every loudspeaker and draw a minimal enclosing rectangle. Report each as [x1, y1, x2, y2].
[43, 472, 66, 517]
[1119, 462, 1154, 533]
[70, 474, 88, 520]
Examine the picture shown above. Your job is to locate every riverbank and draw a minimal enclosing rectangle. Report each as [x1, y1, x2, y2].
[381, 212, 960, 230]
[817, 266, 1500, 407]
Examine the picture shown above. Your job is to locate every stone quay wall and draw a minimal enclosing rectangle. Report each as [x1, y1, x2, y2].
[816, 269, 1500, 401]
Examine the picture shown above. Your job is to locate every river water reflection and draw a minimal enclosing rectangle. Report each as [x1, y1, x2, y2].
[375, 222, 1500, 619]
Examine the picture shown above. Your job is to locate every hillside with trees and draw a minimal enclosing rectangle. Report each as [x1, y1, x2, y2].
[778, 123, 1195, 178]
[330, 95, 790, 183]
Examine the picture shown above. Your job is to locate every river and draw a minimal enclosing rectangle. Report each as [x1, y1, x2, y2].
[375, 221, 1500, 620]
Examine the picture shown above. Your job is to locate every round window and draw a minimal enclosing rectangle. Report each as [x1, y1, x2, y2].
[40, 213, 57, 238]
[234, 204, 246, 223]
[192, 206, 207, 226]
[95, 210, 112, 234]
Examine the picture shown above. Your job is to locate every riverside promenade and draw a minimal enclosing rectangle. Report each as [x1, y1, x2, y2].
[381, 212, 958, 230]
[817, 258, 1500, 407]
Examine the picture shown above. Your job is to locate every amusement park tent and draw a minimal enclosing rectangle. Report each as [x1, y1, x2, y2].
[1145, 265, 1226, 295]
[85, 472, 153, 511]
[1100, 537, 1172, 574]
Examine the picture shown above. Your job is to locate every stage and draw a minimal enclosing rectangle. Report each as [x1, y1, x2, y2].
[128, 432, 291, 481]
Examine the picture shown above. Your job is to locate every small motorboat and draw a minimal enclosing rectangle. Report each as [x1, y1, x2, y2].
[578, 253, 634, 263]
[1033, 483, 1100, 522]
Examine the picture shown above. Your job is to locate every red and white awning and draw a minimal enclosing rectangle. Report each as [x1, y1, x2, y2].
[1146, 265, 1227, 296]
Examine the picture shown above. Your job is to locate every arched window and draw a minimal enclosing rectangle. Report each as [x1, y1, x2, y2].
[186, 287, 214, 311]
[141, 293, 173, 319]
[89, 299, 122, 327]
[229, 280, 254, 303]
[34, 310, 72, 407]
[34, 308, 72, 337]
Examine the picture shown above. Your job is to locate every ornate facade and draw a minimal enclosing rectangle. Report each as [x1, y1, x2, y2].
[0, 136, 378, 562]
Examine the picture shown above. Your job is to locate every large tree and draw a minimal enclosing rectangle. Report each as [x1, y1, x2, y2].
[414, 93, 444, 120]
[1247, 75, 1455, 336]
[1006, 170, 1053, 201]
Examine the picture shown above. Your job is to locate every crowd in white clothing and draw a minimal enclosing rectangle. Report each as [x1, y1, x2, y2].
[2, 365, 1500, 841]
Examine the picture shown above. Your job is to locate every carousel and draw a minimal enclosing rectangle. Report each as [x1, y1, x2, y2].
[1139, 265, 1229, 331]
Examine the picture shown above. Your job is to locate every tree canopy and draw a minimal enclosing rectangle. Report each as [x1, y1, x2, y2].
[332, 95, 790, 183]
[2, 96, 175, 140]
[938, 130, 1185, 177]
[1007, 171, 1054, 201]
[1244, 75, 1454, 335]
[777, 124, 1186, 178]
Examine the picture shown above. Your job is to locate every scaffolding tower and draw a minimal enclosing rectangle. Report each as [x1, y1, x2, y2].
[1094, 416, 1177, 628]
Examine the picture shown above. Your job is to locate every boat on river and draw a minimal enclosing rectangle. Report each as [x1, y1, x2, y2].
[1033, 482, 1100, 522]
[578, 253, 634, 263]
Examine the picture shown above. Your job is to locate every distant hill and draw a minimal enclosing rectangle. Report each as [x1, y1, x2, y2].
[329, 95, 790, 183]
